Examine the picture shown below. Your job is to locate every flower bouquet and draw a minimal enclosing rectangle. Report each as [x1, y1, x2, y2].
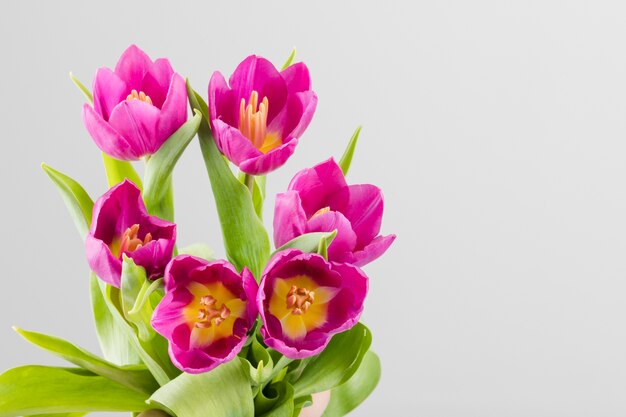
[0, 45, 395, 417]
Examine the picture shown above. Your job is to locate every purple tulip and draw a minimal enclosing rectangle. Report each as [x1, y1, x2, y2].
[208, 55, 318, 175]
[274, 158, 396, 267]
[151, 256, 258, 373]
[85, 180, 176, 287]
[257, 249, 368, 359]
[82, 45, 187, 160]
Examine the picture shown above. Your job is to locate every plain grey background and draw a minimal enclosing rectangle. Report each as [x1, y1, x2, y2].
[2, 1, 626, 416]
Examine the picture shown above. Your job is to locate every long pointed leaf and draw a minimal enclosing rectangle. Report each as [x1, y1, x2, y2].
[338, 126, 361, 176]
[13, 327, 158, 395]
[90, 274, 141, 366]
[143, 111, 201, 219]
[102, 154, 143, 189]
[41, 164, 93, 239]
[0, 366, 149, 416]
[187, 82, 270, 279]
[273, 231, 337, 257]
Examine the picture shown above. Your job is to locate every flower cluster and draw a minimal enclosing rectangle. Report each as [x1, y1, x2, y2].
[79, 45, 395, 373]
[8, 44, 396, 417]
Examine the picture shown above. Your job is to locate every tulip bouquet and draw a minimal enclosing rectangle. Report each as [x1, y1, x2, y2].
[0, 46, 395, 417]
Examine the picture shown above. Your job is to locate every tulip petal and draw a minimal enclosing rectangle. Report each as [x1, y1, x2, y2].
[330, 184, 384, 248]
[268, 91, 318, 140]
[141, 58, 174, 108]
[129, 238, 175, 280]
[156, 73, 188, 142]
[228, 55, 288, 123]
[92, 68, 127, 121]
[82, 104, 137, 161]
[239, 138, 298, 175]
[209, 71, 240, 128]
[114, 44, 152, 90]
[288, 158, 347, 218]
[280, 62, 312, 93]
[211, 120, 260, 165]
[108, 100, 160, 157]
[85, 234, 122, 287]
[349, 234, 397, 267]
[306, 211, 357, 260]
[273, 191, 307, 247]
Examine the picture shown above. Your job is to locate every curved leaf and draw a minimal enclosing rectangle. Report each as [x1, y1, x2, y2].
[13, 327, 158, 395]
[143, 111, 202, 220]
[321, 351, 381, 417]
[149, 359, 253, 417]
[0, 366, 149, 416]
[102, 154, 143, 189]
[41, 164, 93, 239]
[273, 232, 336, 257]
[293, 323, 372, 397]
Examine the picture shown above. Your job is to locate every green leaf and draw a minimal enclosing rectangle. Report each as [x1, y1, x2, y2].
[338, 126, 361, 176]
[96, 278, 178, 385]
[149, 359, 254, 417]
[252, 175, 267, 219]
[0, 366, 149, 416]
[242, 336, 274, 386]
[143, 111, 202, 220]
[281, 49, 297, 70]
[31, 413, 86, 417]
[255, 381, 294, 417]
[273, 231, 337, 257]
[179, 243, 215, 261]
[69, 72, 93, 103]
[13, 327, 158, 395]
[120, 257, 157, 342]
[187, 82, 270, 279]
[90, 274, 141, 366]
[41, 164, 93, 239]
[316, 231, 337, 260]
[321, 351, 381, 417]
[293, 323, 372, 397]
[102, 153, 143, 190]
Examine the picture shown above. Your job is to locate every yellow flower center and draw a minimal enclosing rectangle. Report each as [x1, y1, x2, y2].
[239, 91, 281, 154]
[268, 275, 339, 341]
[126, 89, 153, 105]
[110, 224, 152, 257]
[183, 281, 247, 348]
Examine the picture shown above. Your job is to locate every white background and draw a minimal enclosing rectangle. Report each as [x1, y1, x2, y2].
[2, 1, 626, 416]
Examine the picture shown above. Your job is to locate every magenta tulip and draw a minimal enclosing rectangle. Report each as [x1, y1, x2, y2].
[257, 249, 368, 359]
[85, 180, 176, 287]
[152, 256, 258, 373]
[274, 158, 395, 267]
[208, 55, 318, 174]
[82, 45, 187, 160]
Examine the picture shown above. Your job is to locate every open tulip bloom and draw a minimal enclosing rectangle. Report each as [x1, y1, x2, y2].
[2, 45, 395, 417]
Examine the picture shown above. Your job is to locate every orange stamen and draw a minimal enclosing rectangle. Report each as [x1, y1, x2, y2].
[126, 89, 153, 105]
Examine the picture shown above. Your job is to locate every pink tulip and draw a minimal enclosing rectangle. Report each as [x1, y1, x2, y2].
[258, 250, 368, 359]
[274, 158, 395, 267]
[208, 55, 317, 174]
[85, 180, 176, 287]
[82, 45, 187, 160]
[152, 256, 258, 373]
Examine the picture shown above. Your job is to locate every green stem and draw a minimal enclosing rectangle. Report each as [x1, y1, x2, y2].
[244, 173, 255, 193]
[128, 278, 163, 317]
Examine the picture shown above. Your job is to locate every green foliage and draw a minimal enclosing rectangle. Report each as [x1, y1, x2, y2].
[187, 81, 270, 280]
[149, 359, 254, 417]
[292, 323, 372, 397]
[321, 351, 381, 417]
[273, 231, 337, 256]
[0, 366, 149, 416]
[338, 126, 361, 176]
[102, 154, 143, 189]
[41, 164, 93, 239]
[143, 111, 202, 221]
[13, 327, 158, 395]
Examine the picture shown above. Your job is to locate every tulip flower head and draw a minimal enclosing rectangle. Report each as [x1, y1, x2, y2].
[85, 180, 176, 287]
[258, 250, 368, 359]
[82, 45, 187, 160]
[208, 55, 318, 174]
[152, 256, 258, 373]
[274, 158, 396, 267]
